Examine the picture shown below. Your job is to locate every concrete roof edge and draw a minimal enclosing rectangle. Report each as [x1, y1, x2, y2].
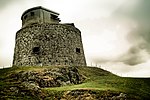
[21, 6, 59, 20]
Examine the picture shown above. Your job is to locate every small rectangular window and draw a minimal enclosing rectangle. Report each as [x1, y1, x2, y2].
[31, 12, 35, 16]
[76, 48, 81, 53]
[32, 47, 40, 54]
[51, 14, 58, 20]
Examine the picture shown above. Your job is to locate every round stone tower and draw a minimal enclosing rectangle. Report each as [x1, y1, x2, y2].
[13, 6, 86, 67]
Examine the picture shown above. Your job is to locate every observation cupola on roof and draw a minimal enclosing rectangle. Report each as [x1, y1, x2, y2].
[21, 6, 60, 27]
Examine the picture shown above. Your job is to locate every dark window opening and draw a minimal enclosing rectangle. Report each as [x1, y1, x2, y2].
[31, 12, 35, 16]
[51, 14, 58, 20]
[76, 48, 81, 53]
[38, 61, 41, 63]
[32, 47, 40, 54]
[24, 15, 27, 19]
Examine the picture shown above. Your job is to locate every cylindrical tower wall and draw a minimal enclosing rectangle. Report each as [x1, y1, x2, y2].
[13, 23, 86, 66]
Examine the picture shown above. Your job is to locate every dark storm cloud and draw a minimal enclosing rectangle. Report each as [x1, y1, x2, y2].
[94, 44, 147, 66]
[114, 0, 150, 66]
[94, 45, 147, 66]
[94, 0, 150, 66]
[118, 45, 147, 65]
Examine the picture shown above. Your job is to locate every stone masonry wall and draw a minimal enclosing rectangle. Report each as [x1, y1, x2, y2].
[13, 23, 86, 67]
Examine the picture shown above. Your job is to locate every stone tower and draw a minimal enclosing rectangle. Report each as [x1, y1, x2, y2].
[13, 6, 86, 67]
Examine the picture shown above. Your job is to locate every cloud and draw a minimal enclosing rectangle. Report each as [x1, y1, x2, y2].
[0, 0, 13, 6]
[0, 0, 19, 9]
[119, 1, 150, 66]
[93, 0, 150, 66]
[118, 46, 150, 65]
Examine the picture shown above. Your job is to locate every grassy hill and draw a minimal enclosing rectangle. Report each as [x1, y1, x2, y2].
[0, 66, 150, 99]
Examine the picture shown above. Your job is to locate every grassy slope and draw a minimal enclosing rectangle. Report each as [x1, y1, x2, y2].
[44, 66, 150, 99]
[0, 66, 150, 99]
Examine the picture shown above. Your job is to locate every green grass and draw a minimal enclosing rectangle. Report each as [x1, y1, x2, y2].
[43, 66, 150, 99]
[1, 66, 150, 99]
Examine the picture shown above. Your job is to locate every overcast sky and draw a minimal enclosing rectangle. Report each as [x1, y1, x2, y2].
[0, 0, 150, 77]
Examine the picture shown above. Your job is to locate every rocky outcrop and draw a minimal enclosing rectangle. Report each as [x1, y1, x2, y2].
[9, 67, 85, 88]
[0, 67, 86, 99]
[60, 90, 127, 100]
[43, 89, 127, 100]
